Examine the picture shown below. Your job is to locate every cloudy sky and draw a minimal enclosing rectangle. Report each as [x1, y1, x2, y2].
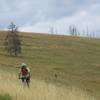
[0, 0, 100, 35]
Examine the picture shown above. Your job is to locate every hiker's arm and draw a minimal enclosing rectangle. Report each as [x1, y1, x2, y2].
[28, 72, 31, 78]
[18, 68, 21, 79]
[27, 67, 31, 77]
[19, 72, 21, 79]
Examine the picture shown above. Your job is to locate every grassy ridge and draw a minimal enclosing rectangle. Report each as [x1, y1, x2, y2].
[0, 31, 100, 98]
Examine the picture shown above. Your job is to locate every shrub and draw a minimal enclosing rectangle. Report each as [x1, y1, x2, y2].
[0, 94, 12, 100]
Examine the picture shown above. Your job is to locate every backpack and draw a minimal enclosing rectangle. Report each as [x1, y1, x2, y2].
[21, 68, 28, 76]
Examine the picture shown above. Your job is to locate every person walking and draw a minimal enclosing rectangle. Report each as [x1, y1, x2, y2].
[19, 63, 31, 87]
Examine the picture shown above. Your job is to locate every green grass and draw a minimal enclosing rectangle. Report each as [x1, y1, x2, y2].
[0, 31, 100, 98]
[0, 94, 11, 100]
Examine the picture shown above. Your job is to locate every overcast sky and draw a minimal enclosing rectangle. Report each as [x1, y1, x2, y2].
[0, 0, 100, 35]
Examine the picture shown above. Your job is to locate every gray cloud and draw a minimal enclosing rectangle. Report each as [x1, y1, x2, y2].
[0, 0, 100, 34]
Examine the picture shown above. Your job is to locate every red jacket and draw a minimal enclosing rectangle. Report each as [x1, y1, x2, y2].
[21, 68, 28, 76]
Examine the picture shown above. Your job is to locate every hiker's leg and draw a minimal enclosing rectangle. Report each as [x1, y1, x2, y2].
[26, 77, 30, 87]
[21, 77, 24, 83]
[21, 77, 25, 83]
[21, 77, 26, 87]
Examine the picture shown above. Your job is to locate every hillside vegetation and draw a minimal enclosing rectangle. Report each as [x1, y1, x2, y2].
[0, 31, 100, 99]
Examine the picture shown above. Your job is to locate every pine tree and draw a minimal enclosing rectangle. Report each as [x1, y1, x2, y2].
[5, 22, 21, 56]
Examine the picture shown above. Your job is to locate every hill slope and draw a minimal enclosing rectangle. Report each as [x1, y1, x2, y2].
[0, 31, 100, 99]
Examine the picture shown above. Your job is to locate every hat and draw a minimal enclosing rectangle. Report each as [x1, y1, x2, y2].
[21, 63, 27, 67]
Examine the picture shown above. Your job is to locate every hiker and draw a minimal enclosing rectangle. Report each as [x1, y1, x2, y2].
[19, 63, 31, 87]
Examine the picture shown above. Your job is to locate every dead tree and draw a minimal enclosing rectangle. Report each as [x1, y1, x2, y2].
[69, 25, 78, 36]
[49, 26, 55, 34]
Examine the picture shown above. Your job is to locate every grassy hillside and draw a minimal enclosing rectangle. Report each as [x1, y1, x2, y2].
[0, 31, 100, 99]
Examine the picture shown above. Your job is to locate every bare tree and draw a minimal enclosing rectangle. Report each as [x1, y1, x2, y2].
[55, 26, 58, 34]
[49, 26, 55, 34]
[69, 25, 78, 36]
[4, 22, 21, 56]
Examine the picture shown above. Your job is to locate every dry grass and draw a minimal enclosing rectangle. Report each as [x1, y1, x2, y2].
[0, 70, 97, 100]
